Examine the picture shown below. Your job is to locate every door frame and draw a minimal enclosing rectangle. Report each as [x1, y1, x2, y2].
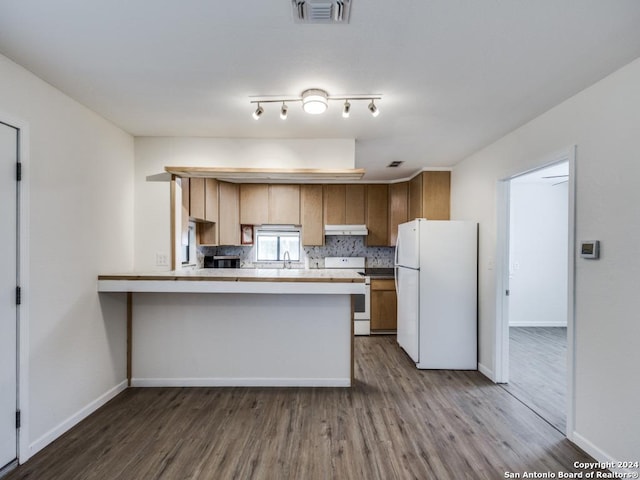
[1, 113, 30, 463]
[494, 145, 576, 440]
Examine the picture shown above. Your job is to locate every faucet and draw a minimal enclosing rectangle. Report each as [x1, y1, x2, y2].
[283, 250, 291, 269]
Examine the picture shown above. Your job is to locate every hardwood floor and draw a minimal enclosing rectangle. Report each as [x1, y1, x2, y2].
[503, 327, 567, 433]
[6, 336, 596, 480]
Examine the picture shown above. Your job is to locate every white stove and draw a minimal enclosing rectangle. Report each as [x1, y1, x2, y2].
[324, 257, 370, 335]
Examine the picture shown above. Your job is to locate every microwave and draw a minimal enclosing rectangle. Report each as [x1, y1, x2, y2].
[204, 255, 240, 268]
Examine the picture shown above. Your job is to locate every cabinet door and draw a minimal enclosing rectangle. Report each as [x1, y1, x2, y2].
[408, 174, 423, 221]
[269, 185, 300, 224]
[190, 177, 206, 221]
[218, 182, 240, 245]
[240, 184, 269, 225]
[422, 171, 450, 220]
[366, 184, 388, 246]
[389, 182, 408, 246]
[301, 185, 324, 246]
[323, 184, 346, 224]
[205, 178, 219, 223]
[345, 184, 365, 224]
[371, 280, 398, 331]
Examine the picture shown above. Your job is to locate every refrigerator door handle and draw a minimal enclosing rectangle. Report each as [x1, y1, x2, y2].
[395, 266, 399, 294]
[394, 233, 400, 293]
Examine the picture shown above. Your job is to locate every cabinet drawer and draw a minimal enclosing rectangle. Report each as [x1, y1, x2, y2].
[371, 279, 395, 291]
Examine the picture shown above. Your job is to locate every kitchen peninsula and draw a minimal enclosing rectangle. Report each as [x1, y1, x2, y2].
[98, 268, 365, 387]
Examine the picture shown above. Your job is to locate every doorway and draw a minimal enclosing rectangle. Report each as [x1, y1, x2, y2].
[495, 147, 576, 439]
[0, 120, 19, 471]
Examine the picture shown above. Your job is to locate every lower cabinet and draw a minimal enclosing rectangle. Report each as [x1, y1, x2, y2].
[370, 279, 397, 332]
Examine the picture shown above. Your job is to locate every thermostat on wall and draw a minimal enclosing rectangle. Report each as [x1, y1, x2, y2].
[580, 240, 600, 259]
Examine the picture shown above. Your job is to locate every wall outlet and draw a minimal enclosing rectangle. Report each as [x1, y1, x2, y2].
[155, 252, 169, 266]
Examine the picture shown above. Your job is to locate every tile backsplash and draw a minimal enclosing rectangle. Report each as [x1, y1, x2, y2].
[199, 235, 395, 268]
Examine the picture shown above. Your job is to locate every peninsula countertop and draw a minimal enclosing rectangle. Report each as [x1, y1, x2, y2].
[98, 268, 366, 294]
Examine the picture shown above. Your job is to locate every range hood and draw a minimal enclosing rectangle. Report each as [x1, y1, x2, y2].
[324, 224, 369, 236]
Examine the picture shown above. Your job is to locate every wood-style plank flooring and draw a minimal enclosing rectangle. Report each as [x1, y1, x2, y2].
[503, 327, 567, 433]
[6, 336, 595, 480]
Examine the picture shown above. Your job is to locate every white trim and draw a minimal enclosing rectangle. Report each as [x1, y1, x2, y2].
[477, 362, 494, 381]
[132, 377, 351, 387]
[0, 113, 31, 464]
[566, 145, 577, 440]
[494, 179, 511, 383]
[508, 322, 568, 327]
[571, 432, 617, 471]
[28, 381, 127, 457]
[494, 145, 577, 438]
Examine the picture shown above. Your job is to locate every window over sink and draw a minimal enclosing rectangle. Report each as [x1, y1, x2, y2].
[255, 227, 301, 262]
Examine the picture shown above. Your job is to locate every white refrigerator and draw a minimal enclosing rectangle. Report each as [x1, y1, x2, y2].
[395, 219, 477, 369]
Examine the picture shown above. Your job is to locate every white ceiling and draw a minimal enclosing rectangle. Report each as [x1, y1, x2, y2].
[1, 1, 640, 180]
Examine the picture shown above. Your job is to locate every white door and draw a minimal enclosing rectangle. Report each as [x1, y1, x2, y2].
[0, 121, 18, 468]
[396, 267, 420, 362]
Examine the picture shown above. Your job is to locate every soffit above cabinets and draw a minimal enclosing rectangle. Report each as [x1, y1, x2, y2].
[164, 166, 365, 183]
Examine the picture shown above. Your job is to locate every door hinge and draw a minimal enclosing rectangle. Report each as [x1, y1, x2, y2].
[16, 286, 21, 305]
[16, 410, 21, 429]
[505, 289, 510, 296]
[16, 162, 22, 182]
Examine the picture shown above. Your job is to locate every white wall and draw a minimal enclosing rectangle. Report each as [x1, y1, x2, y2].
[509, 181, 568, 326]
[0, 54, 134, 458]
[451, 57, 640, 463]
[134, 137, 355, 271]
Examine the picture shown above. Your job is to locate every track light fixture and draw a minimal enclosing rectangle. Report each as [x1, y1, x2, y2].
[368, 99, 379, 117]
[249, 88, 381, 119]
[342, 100, 351, 118]
[252, 103, 264, 120]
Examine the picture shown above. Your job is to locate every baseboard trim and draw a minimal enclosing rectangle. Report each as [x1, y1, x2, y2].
[571, 432, 619, 470]
[131, 377, 351, 387]
[478, 363, 495, 382]
[29, 380, 128, 456]
[509, 323, 568, 328]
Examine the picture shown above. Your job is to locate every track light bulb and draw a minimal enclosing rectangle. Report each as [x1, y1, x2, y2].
[342, 100, 351, 118]
[253, 104, 264, 120]
[280, 102, 288, 120]
[253, 103, 264, 120]
[368, 100, 379, 117]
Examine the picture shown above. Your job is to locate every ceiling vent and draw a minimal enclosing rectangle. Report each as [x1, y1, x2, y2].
[292, 0, 352, 24]
[387, 161, 404, 168]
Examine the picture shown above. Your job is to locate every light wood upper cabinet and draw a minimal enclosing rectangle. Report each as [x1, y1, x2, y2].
[389, 182, 408, 246]
[407, 171, 451, 221]
[189, 177, 218, 223]
[408, 174, 423, 221]
[240, 184, 300, 225]
[323, 184, 365, 225]
[345, 184, 365, 224]
[366, 184, 388, 246]
[204, 178, 219, 223]
[268, 185, 300, 224]
[240, 184, 269, 225]
[218, 181, 240, 246]
[189, 177, 206, 221]
[300, 184, 324, 246]
[323, 184, 346, 224]
[422, 171, 450, 220]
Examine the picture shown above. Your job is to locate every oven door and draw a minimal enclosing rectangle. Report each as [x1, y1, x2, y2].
[353, 280, 370, 320]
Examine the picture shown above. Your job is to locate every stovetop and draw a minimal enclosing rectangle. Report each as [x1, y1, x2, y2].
[360, 268, 395, 278]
